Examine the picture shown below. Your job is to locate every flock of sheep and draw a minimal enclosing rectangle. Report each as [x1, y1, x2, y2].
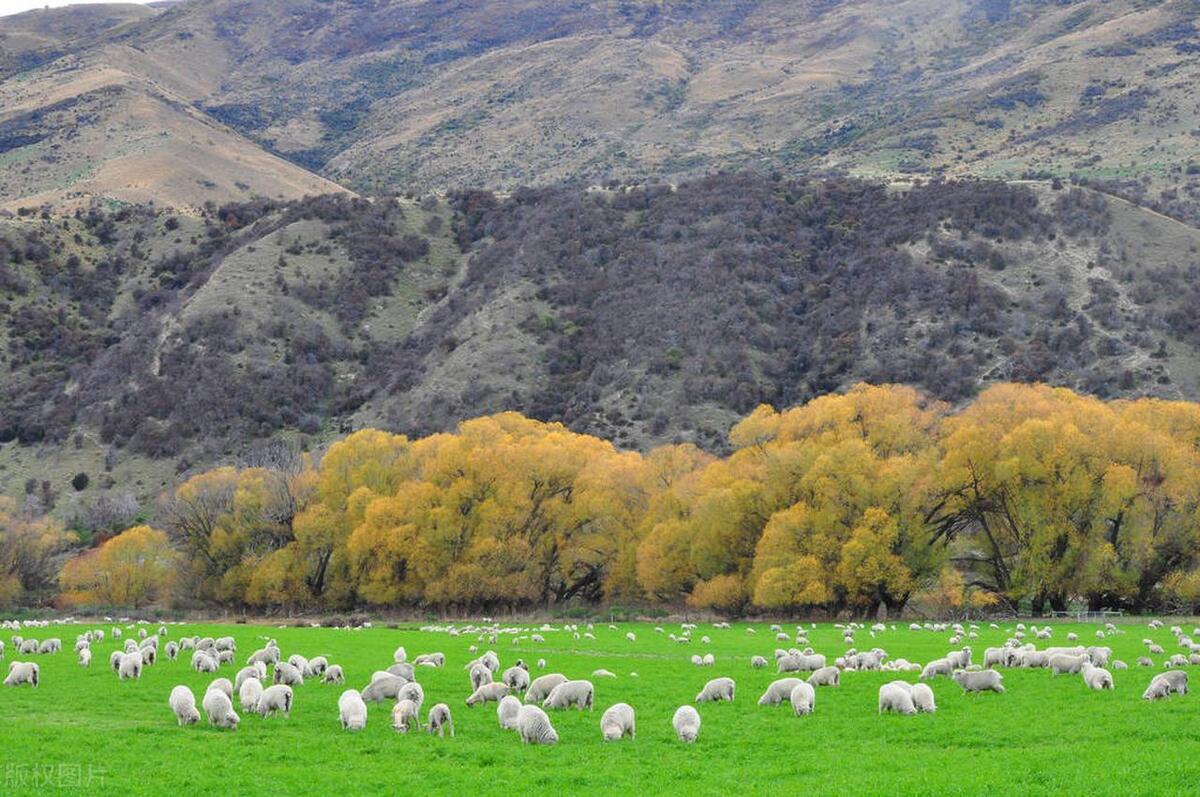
[3, 616, 1195, 745]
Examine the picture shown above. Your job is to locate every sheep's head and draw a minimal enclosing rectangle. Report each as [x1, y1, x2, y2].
[602, 722, 622, 741]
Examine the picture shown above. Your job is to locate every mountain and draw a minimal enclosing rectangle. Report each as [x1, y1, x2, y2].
[1, 0, 1199, 216]
[4, 175, 1200, 517]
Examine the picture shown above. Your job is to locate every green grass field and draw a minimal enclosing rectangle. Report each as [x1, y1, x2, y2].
[1, 618, 1198, 796]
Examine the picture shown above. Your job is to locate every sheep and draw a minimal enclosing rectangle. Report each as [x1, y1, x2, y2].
[234, 666, 261, 693]
[526, 673, 568, 703]
[951, 669, 1005, 694]
[387, 662, 415, 681]
[214, 636, 235, 652]
[202, 688, 239, 730]
[393, 645, 408, 664]
[945, 647, 972, 669]
[258, 684, 294, 718]
[426, 703, 454, 737]
[1080, 662, 1113, 690]
[751, 655, 769, 669]
[4, 662, 38, 688]
[466, 682, 509, 707]
[920, 659, 953, 680]
[1049, 654, 1088, 676]
[626, 632, 636, 643]
[19, 640, 37, 655]
[208, 677, 234, 699]
[239, 677, 263, 713]
[1137, 656, 1154, 667]
[503, 666, 531, 691]
[1112, 660, 1128, 670]
[191, 651, 217, 674]
[1143, 678, 1173, 700]
[248, 647, 279, 666]
[983, 647, 1009, 669]
[169, 685, 201, 725]
[469, 662, 493, 690]
[1018, 650, 1049, 668]
[758, 678, 805, 706]
[165, 642, 179, 661]
[672, 705, 701, 742]
[38, 638, 61, 654]
[392, 699, 420, 733]
[878, 682, 916, 715]
[515, 704, 557, 744]
[119, 650, 143, 680]
[701, 653, 715, 667]
[361, 674, 407, 703]
[543, 679, 594, 711]
[600, 702, 636, 740]
[109, 651, 123, 672]
[305, 656, 329, 678]
[1149, 670, 1188, 697]
[696, 677, 735, 703]
[397, 682, 424, 711]
[78, 648, 92, 668]
[498, 695, 522, 730]
[807, 666, 840, 687]
[273, 662, 305, 686]
[321, 665, 345, 684]
[789, 681, 816, 715]
[911, 683, 936, 713]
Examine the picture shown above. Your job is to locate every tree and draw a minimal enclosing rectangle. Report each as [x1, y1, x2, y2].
[0, 497, 70, 608]
[59, 525, 177, 608]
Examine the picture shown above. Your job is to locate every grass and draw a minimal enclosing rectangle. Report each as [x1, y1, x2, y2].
[1, 618, 1199, 796]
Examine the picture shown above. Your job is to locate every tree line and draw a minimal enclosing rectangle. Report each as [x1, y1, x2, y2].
[4, 382, 1200, 616]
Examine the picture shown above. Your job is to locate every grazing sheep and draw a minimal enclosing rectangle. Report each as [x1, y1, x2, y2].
[387, 662, 415, 681]
[4, 662, 38, 688]
[1149, 670, 1188, 697]
[1049, 654, 1088, 676]
[751, 655, 768, 669]
[498, 695, 522, 730]
[983, 647, 1009, 669]
[1137, 656, 1154, 667]
[119, 651, 143, 680]
[234, 666, 260, 693]
[466, 682, 509, 707]
[208, 677, 234, 699]
[626, 632, 636, 643]
[202, 688, 240, 730]
[469, 663, 493, 690]
[109, 651, 122, 672]
[672, 705, 701, 742]
[1080, 662, 1113, 690]
[397, 682, 424, 710]
[191, 651, 217, 674]
[758, 678, 805, 706]
[169, 685, 200, 725]
[878, 682, 916, 715]
[526, 673, 568, 703]
[1143, 679, 1173, 700]
[322, 665, 345, 684]
[807, 666, 840, 687]
[413, 652, 445, 667]
[911, 683, 936, 713]
[239, 677, 263, 713]
[361, 674, 407, 703]
[920, 659, 953, 680]
[503, 666, 531, 691]
[696, 677, 735, 703]
[392, 699, 420, 733]
[516, 704, 557, 744]
[393, 646, 407, 664]
[789, 681, 816, 716]
[945, 647, 972, 670]
[951, 669, 1005, 694]
[544, 680, 594, 711]
[38, 638, 61, 655]
[1112, 660, 1128, 670]
[165, 642, 179, 661]
[258, 684, 294, 718]
[18, 640, 37, 655]
[248, 647, 280, 666]
[426, 703, 454, 737]
[305, 656, 329, 678]
[273, 662, 305, 686]
[78, 648, 92, 668]
[600, 702, 636, 740]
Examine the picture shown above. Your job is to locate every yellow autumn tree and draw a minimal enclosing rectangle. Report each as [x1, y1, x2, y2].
[59, 525, 176, 608]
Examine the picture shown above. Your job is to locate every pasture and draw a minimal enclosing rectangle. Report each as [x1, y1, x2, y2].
[1, 618, 1198, 796]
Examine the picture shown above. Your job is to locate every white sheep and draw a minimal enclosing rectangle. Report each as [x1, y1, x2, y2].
[361, 674, 407, 702]
[497, 695, 522, 730]
[951, 669, 1005, 694]
[466, 682, 509, 707]
[878, 682, 916, 715]
[672, 705, 701, 742]
[789, 681, 816, 715]
[1049, 654, 1087, 676]
[427, 703, 454, 737]
[397, 681, 424, 710]
[274, 662, 305, 686]
[322, 665, 345, 684]
[807, 666, 840, 687]
[695, 676, 735, 703]
[600, 702, 635, 740]
[516, 704, 557, 744]
[413, 652, 445, 667]
[1147, 670, 1188, 697]
[169, 685, 201, 725]
[526, 673, 568, 703]
[920, 659, 952, 680]
[119, 650, 143, 680]
[208, 677, 234, 699]
[258, 684, 293, 718]
[1080, 662, 1113, 690]
[393, 646, 407, 664]
[911, 683, 936, 713]
[503, 666, 531, 691]
[758, 677, 805, 706]
[78, 648, 92, 668]
[239, 677, 263, 713]
[751, 655, 768, 669]
[392, 698, 420, 733]
[543, 679, 594, 711]
[191, 651, 217, 674]
[4, 661, 39, 688]
[202, 688, 240, 730]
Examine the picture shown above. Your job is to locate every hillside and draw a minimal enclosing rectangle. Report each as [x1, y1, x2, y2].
[1, 0, 1199, 215]
[3, 176, 1200, 522]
